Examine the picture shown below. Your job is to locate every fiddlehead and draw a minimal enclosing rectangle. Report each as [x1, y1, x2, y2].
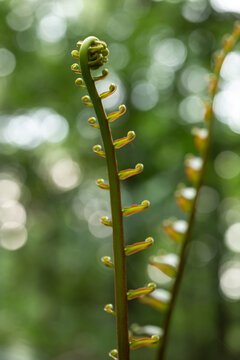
[140, 22, 240, 360]
[71, 37, 158, 359]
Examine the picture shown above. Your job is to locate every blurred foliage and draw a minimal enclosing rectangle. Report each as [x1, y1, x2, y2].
[0, 0, 240, 359]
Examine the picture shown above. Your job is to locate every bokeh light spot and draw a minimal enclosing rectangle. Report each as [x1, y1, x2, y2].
[221, 52, 240, 81]
[52, 0, 83, 19]
[4, 108, 69, 149]
[220, 261, 240, 300]
[182, 0, 210, 23]
[0, 200, 26, 225]
[6, 5, 33, 32]
[225, 223, 240, 253]
[39, 111, 69, 143]
[131, 82, 159, 111]
[154, 38, 187, 70]
[147, 63, 174, 91]
[0, 178, 21, 202]
[214, 52, 240, 133]
[214, 79, 240, 133]
[180, 65, 208, 93]
[219, 198, 240, 226]
[0, 222, 27, 251]
[179, 95, 204, 123]
[50, 157, 81, 191]
[0, 48, 16, 77]
[214, 151, 240, 179]
[37, 15, 67, 43]
[88, 210, 112, 239]
[210, 0, 240, 13]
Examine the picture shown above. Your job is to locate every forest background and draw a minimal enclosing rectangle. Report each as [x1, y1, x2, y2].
[0, 0, 240, 359]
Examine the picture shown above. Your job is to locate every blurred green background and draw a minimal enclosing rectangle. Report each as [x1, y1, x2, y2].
[0, 0, 240, 359]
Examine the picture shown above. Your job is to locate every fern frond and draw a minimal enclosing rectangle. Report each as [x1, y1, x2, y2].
[72, 36, 154, 360]
[154, 22, 240, 360]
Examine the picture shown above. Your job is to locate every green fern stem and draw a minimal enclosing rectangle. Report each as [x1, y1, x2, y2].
[157, 24, 240, 360]
[79, 37, 129, 360]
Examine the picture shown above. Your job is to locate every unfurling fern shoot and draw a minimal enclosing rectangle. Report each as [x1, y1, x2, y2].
[71, 37, 159, 360]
